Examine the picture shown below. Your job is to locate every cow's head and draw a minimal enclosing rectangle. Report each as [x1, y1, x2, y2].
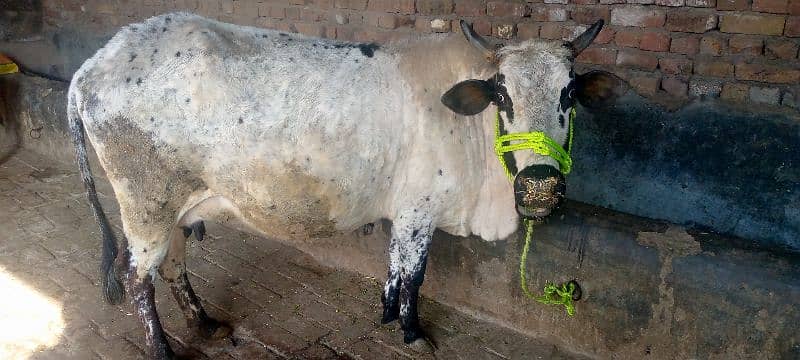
[442, 20, 626, 220]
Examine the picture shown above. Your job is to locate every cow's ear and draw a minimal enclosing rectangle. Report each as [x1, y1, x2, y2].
[441, 80, 493, 115]
[575, 70, 628, 109]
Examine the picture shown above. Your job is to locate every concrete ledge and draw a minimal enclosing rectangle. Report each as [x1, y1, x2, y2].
[284, 202, 799, 359]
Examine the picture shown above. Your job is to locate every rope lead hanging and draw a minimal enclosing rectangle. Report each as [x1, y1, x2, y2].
[519, 219, 579, 316]
[494, 108, 581, 316]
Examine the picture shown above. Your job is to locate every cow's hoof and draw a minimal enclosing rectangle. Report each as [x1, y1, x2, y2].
[407, 337, 436, 353]
[381, 307, 399, 324]
[197, 319, 232, 340]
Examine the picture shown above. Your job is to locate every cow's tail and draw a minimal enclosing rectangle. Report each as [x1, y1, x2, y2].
[68, 90, 124, 305]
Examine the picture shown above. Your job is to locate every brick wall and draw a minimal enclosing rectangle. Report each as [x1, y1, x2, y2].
[32, 1, 800, 110]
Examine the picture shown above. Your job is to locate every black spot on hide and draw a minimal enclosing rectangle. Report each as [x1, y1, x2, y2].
[150, 117, 155, 122]
[162, 27, 167, 32]
[153, 48, 158, 53]
[559, 114, 565, 127]
[143, 248, 147, 253]
[185, 98, 190, 103]
[412, 229, 419, 237]
[425, 196, 430, 201]
[175, 51, 181, 57]
[136, 78, 142, 86]
[125, 77, 131, 83]
[279, 33, 288, 36]
[238, 117, 243, 124]
[128, 53, 137, 62]
[165, 16, 171, 22]
[312, 43, 317, 47]
[262, 34, 268, 38]
[438, 169, 443, 176]
[358, 43, 379, 57]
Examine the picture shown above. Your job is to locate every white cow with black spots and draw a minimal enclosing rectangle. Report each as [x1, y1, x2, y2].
[68, 12, 624, 359]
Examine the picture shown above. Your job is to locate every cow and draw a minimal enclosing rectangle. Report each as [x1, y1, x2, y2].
[68, 12, 624, 359]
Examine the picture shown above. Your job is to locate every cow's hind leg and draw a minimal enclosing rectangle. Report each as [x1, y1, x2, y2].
[159, 225, 231, 340]
[122, 234, 176, 359]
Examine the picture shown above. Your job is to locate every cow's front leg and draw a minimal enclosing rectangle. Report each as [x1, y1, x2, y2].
[387, 214, 435, 352]
[381, 236, 401, 324]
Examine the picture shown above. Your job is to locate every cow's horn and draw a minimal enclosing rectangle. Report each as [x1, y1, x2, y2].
[460, 20, 495, 62]
[566, 20, 604, 57]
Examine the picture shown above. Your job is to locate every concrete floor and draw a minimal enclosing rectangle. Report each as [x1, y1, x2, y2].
[0, 151, 583, 360]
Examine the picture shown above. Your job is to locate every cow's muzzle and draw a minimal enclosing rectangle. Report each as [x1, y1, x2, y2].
[514, 165, 566, 219]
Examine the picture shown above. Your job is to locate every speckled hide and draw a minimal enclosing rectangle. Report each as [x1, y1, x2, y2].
[68, 12, 581, 356]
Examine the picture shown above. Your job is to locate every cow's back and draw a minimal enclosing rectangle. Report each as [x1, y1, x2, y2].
[71, 13, 410, 234]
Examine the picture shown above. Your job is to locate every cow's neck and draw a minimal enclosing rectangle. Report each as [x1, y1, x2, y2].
[389, 35, 519, 241]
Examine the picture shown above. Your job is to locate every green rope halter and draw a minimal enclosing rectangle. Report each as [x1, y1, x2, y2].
[494, 108, 579, 316]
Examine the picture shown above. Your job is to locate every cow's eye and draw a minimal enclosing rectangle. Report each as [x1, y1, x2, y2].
[568, 88, 575, 99]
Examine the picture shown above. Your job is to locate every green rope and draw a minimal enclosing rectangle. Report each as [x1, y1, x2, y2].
[519, 219, 578, 316]
[496, 109, 578, 316]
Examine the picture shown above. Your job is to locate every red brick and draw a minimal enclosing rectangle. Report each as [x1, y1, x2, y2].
[640, 32, 671, 51]
[260, 5, 286, 19]
[517, 23, 540, 40]
[576, 47, 618, 64]
[699, 36, 726, 56]
[531, 6, 568, 22]
[670, 35, 700, 54]
[417, 0, 454, 15]
[716, 0, 749, 10]
[765, 39, 800, 59]
[367, 0, 413, 13]
[615, 29, 642, 47]
[659, 57, 693, 74]
[720, 14, 786, 35]
[656, 0, 686, 6]
[790, 0, 800, 14]
[629, 75, 661, 96]
[377, 14, 399, 29]
[729, 35, 764, 55]
[571, 7, 610, 24]
[539, 23, 563, 39]
[300, 8, 326, 22]
[294, 23, 326, 37]
[286, 7, 301, 20]
[735, 63, 800, 83]
[610, 7, 666, 27]
[694, 60, 734, 77]
[454, 0, 485, 16]
[335, 25, 355, 40]
[472, 19, 492, 36]
[315, 0, 334, 8]
[617, 50, 659, 70]
[595, 28, 616, 43]
[753, 0, 790, 13]
[665, 10, 718, 33]
[787, 17, 800, 36]
[487, 1, 528, 17]
[721, 83, 749, 101]
[686, 0, 716, 6]
[493, 23, 517, 39]
[661, 76, 688, 97]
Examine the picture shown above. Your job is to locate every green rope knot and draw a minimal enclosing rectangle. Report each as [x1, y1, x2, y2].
[535, 280, 581, 316]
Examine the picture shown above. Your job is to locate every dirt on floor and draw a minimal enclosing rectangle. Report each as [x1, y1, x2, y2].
[0, 151, 584, 360]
